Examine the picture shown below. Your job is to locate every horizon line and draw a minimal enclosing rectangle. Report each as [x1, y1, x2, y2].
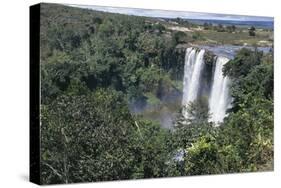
[66, 3, 273, 22]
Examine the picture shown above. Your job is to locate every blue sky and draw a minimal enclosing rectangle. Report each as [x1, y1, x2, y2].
[68, 4, 273, 22]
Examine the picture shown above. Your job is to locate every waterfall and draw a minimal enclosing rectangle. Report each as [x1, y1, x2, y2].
[182, 47, 232, 124]
[182, 48, 205, 105]
[209, 57, 232, 124]
[182, 48, 196, 106]
[182, 48, 205, 118]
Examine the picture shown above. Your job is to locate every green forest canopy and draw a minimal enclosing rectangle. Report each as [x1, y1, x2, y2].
[39, 3, 273, 184]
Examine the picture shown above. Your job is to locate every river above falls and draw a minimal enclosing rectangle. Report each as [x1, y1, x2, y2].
[192, 44, 272, 59]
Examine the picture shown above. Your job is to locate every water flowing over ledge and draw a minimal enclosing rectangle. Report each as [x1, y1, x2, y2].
[182, 47, 232, 125]
[209, 56, 232, 123]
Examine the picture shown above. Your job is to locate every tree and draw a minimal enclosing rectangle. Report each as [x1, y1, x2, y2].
[185, 97, 210, 125]
[219, 48, 273, 171]
[153, 23, 166, 34]
[249, 26, 256, 36]
[226, 25, 236, 33]
[216, 24, 225, 32]
[192, 32, 202, 40]
[231, 25, 236, 32]
[131, 118, 172, 178]
[220, 97, 273, 171]
[184, 136, 222, 175]
[172, 31, 187, 46]
[173, 97, 212, 149]
[223, 48, 271, 111]
[203, 22, 211, 30]
[223, 48, 263, 78]
[41, 89, 140, 184]
[41, 61, 91, 104]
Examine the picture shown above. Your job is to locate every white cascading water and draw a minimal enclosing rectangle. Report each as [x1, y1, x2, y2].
[208, 56, 231, 124]
[182, 47, 231, 124]
[182, 48, 196, 106]
[182, 47, 205, 118]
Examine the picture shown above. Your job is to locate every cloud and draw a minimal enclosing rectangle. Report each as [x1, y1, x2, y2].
[67, 4, 273, 22]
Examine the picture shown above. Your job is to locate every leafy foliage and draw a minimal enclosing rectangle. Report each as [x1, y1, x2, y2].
[249, 26, 256, 36]
[39, 3, 273, 184]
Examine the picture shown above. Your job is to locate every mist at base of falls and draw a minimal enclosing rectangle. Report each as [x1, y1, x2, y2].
[129, 86, 182, 129]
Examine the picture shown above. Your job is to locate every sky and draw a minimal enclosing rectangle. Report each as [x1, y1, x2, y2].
[68, 4, 273, 22]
